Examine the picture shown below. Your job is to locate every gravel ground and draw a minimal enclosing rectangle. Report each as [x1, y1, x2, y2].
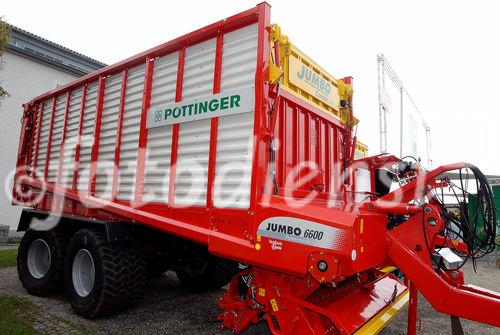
[382, 261, 500, 335]
[0, 269, 224, 335]
[0, 262, 499, 335]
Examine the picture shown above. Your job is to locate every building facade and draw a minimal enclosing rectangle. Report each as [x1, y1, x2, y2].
[0, 25, 105, 230]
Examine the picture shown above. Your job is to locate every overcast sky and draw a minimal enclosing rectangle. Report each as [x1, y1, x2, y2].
[3, 0, 499, 174]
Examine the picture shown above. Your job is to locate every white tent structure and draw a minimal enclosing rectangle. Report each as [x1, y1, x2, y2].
[377, 54, 432, 168]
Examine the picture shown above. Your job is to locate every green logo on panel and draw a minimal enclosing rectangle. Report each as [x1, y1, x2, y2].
[162, 94, 240, 121]
[147, 87, 254, 128]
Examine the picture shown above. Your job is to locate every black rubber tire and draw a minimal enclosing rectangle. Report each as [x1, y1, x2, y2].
[176, 254, 239, 292]
[64, 228, 146, 318]
[17, 229, 67, 296]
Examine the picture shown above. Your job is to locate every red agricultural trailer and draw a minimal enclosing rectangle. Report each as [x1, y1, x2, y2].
[12, 3, 500, 334]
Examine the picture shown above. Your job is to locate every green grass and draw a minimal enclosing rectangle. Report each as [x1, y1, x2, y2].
[0, 294, 94, 335]
[0, 295, 39, 335]
[0, 253, 94, 335]
[0, 249, 17, 268]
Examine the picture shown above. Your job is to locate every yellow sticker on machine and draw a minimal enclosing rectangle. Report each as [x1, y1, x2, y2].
[288, 55, 339, 110]
[270, 298, 279, 312]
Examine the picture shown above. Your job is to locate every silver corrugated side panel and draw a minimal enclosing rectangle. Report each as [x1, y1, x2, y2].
[59, 88, 83, 189]
[95, 73, 123, 198]
[35, 98, 53, 177]
[47, 94, 67, 183]
[143, 52, 178, 203]
[36, 23, 258, 208]
[213, 23, 257, 209]
[174, 38, 216, 206]
[116, 64, 146, 201]
[77, 82, 99, 193]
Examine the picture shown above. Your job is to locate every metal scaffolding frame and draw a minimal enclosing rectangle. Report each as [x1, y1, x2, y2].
[377, 54, 432, 168]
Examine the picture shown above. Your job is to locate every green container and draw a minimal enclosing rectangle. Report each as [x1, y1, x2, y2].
[468, 185, 500, 251]
[496, 186, 500, 250]
[495, 185, 500, 204]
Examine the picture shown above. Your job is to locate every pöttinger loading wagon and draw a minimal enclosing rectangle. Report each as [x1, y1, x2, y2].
[12, 3, 500, 334]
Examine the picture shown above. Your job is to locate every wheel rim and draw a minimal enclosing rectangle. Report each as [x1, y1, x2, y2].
[72, 249, 95, 297]
[27, 239, 51, 279]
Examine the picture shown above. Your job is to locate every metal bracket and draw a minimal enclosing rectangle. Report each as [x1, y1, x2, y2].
[269, 24, 285, 85]
[450, 316, 465, 335]
[104, 221, 134, 243]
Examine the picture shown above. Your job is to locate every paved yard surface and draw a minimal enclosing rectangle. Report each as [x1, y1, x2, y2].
[0, 260, 499, 334]
[382, 261, 500, 335]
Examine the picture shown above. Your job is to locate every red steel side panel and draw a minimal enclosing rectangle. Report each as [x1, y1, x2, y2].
[15, 4, 265, 251]
[274, 91, 343, 201]
[112, 70, 128, 201]
[72, 85, 87, 191]
[24, 5, 261, 109]
[208, 2, 271, 256]
[13, 104, 33, 198]
[323, 122, 330, 193]
[249, 2, 271, 214]
[33, 101, 45, 176]
[206, 30, 224, 209]
[134, 58, 155, 206]
[27, 103, 39, 170]
[88, 77, 107, 196]
[167, 48, 185, 207]
[71, 85, 87, 212]
[44, 97, 57, 181]
[14, 4, 363, 283]
[56, 91, 71, 185]
[168, 125, 180, 207]
[301, 112, 309, 191]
